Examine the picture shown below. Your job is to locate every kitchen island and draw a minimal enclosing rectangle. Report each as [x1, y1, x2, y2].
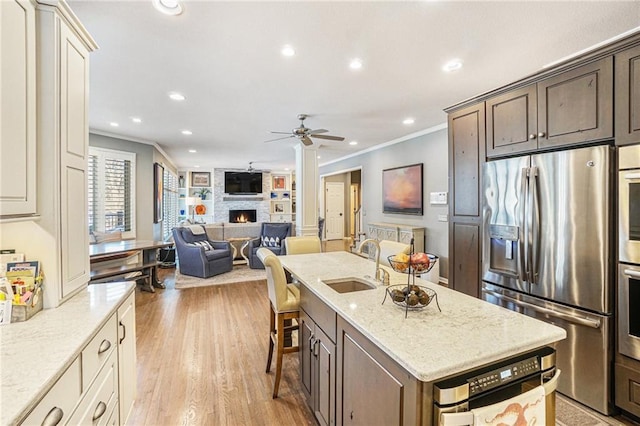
[279, 251, 566, 425]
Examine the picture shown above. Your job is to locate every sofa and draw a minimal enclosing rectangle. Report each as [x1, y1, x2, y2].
[247, 222, 292, 269]
[173, 225, 233, 278]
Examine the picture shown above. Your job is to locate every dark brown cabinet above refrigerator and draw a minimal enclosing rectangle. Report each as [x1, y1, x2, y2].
[615, 44, 640, 146]
[486, 57, 613, 158]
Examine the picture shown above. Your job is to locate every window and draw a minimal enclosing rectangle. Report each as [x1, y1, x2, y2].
[163, 169, 179, 241]
[88, 147, 136, 238]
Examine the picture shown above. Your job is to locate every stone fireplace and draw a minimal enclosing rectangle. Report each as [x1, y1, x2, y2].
[229, 209, 257, 223]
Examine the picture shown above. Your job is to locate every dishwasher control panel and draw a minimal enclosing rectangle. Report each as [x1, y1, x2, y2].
[468, 356, 539, 396]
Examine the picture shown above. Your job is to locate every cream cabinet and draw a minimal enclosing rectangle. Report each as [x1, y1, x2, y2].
[0, 0, 37, 217]
[117, 292, 137, 425]
[35, 0, 97, 303]
[18, 284, 136, 426]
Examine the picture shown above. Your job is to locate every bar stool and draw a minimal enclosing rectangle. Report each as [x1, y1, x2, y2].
[257, 248, 300, 398]
[284, 236, 322, 254]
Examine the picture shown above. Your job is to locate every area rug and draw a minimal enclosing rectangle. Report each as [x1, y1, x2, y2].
[174, 265, 266, 289]
[556, 395, 621, 426]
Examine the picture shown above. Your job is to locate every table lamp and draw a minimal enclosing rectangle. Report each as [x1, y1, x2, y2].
[186, 196, 199, 222]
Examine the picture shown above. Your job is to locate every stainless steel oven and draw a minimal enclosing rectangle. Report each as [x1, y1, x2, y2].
[618, 264, 640, 360]
[434, 347, 560, 425]
[619, 145, 640, 265]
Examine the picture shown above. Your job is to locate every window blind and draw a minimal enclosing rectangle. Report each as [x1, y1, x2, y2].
[88, 147, 136, 238]
[163, 169, 179, 241]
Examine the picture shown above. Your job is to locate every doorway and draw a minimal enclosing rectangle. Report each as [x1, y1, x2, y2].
[325, 181, 344, 240]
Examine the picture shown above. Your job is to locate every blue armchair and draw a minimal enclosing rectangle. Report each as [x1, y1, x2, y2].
[173, 225, 233, 278]
[247, 222, 292, 269]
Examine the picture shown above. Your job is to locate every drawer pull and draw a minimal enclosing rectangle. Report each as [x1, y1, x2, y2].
[42, 406, 64, 426]
[98, 339, 111, 354]
[92, 401, 107, 421]
[119, 321, 126, 345]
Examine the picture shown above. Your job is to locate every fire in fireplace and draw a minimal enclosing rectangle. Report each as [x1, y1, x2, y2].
[229, 209, 257, 223]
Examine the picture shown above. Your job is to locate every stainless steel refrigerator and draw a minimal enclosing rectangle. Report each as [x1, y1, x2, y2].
[481, 144, 614, 415]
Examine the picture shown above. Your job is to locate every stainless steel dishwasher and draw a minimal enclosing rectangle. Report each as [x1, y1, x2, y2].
[434, 346, 560, 425]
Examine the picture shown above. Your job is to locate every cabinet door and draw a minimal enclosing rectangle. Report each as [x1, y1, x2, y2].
[341, 333, 403, 425]
[0, 0, 36, 216]
[449, 103, 485, 218]
[615, 44, 640, 146]
[118, 292, 137, 425]
[314, 326, 335, 426]
[299, 310, 314, 401]
[59, 22, 90, 297]
[538, 57, 613, 148]
[450, 222, 480, 298]
[486, 85, 538, 157]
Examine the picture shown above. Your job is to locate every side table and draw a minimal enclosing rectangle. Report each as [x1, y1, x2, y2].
[227, 237, 252, 265]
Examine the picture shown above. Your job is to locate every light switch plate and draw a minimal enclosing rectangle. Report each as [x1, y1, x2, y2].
[430, 192, 448, 205]
[438, 214, 448, 222]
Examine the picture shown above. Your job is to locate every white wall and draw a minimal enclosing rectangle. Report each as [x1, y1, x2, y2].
[319, 127, 449, 278]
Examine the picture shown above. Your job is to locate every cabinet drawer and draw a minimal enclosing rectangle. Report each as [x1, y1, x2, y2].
[21, 357, 81, 425]
[300, 285, 336, 343]
[69, 350, 118, 426]
[82, 313, 117, 391]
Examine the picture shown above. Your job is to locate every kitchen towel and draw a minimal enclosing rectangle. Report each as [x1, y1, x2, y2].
[472, 385, 545, 426]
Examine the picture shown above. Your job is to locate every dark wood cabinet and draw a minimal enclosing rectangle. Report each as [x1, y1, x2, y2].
[450, 222, 481, 298]
[448, 103, 484, 297]
[486, 85, 538, 157]
[538, 57, 613, 149]
[299, 310, 314, 400]
[615, 44, 640, 146]
[449, 103, 485, 218]
[486, 57, 613, 158]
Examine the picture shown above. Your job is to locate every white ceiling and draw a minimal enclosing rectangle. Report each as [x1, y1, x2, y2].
[68, 1, 640, 172]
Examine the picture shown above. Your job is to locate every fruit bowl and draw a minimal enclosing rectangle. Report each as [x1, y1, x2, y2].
[382, 284, 441, 317]
[387, 254, 435, 274]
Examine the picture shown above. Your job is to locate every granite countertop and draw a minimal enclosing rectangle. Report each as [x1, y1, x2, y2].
[0, 281, 135, 426]
[279, 251, 566, 382]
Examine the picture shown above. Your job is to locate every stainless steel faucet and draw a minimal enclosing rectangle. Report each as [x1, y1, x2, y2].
[357, 238, 381, 280]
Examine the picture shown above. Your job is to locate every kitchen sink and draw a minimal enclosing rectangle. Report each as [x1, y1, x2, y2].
[322, 277, 376, 293]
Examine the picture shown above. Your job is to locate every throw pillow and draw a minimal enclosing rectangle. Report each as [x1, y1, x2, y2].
[93, 230, 122, 243]
[261, 235, 281, 248]
[193, 240, 214, 251]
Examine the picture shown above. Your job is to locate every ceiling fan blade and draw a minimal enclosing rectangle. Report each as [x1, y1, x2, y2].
[301, 136, 314, 146]
[311, 134, 345, 141]
[308, 129, 328, 135]
[264, 135, 295, 143]
[270, 131, 292, 135]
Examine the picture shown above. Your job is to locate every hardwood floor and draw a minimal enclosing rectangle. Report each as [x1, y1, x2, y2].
[131, 269, 315, 425]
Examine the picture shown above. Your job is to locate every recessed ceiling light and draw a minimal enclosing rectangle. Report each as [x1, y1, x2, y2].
[110, 122, 119, 127]
[349, 58, 363, 70]
[281, 45, 295, 57]
[194, 165, 200, 168]
[442, 59, 463, 72]
[181, 130, 193, 135]
[403, 118, 415, 125]
[152, 0, 183, 16]
[349, 141, 358, 146]
[284, 167, 290, 171]
[317, 156, 321, 159]
[168, 92, 185, 101]
[131, 117, 142, 123]
[188, 149, 196, 153]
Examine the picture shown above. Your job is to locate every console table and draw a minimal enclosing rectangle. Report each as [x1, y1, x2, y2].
[89, 240, 172, 292]
[366, 222, 425, 253]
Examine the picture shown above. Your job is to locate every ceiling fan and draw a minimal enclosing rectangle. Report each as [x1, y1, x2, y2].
[265, 114, 345, 146]
[246, 161, 270, 173]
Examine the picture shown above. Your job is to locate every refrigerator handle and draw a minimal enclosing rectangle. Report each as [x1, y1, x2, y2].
[483, 289, 602, 329]
[519, 167, 528, 282]
[529, 166, 539, 284]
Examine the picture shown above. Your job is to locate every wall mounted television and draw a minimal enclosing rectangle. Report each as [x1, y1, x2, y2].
[382, 163, 423, 215]
[224, 171, 263, 194]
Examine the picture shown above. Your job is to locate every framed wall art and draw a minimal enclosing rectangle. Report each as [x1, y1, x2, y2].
[154, 162, 164, 223]
[191, 171, 211, 187]
[382, 163, 423, 215]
